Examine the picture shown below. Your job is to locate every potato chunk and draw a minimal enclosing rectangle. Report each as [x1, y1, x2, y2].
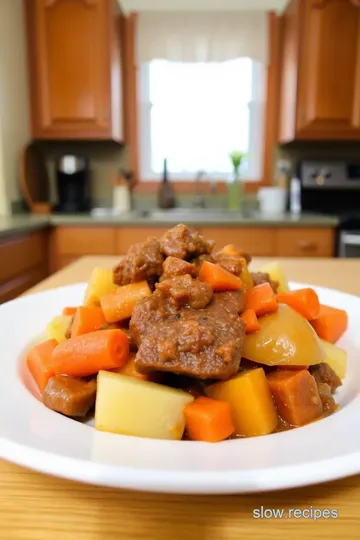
[95, 371, 194, 440]
[205, 368, 278, 437]
[84, 267, 118, 306]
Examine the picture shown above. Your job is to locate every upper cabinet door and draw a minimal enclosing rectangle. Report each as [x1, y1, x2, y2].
[279, 0, 360, 142]
[297, 0, 360, 137]
[26, 0, 123, 141]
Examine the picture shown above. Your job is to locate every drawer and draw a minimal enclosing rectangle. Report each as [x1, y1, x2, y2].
[116, 227, 168, 253]
[0, 231, 48, 285]
[0, 265, 48, 304]
[54, 227, 116, 255]
[199, 227, 276, 256]
[275, 228, 335, 257]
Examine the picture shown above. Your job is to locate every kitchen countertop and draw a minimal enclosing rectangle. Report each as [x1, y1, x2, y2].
[0, 211, 340, 238]
[1, 255, 359, 539]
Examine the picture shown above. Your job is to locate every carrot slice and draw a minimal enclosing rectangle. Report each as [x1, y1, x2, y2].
[184, 396, 235, 442]
[71, 306, 107, 338]
[240, 308, 260, 334]
[267, 369, 322, 426]
[51, 329, 129, 377]
[198, 261, 242, 292]
[62, 307, 78, 316]
[310, 304, 348, 343]
[100, 281, 152, 323]
[26, 339, 58, 393]
[245, 282, 278, 317]
[277, 288, 320, 320]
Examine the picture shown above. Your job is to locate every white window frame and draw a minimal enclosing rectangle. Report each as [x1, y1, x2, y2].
[138, 60, 266, 182]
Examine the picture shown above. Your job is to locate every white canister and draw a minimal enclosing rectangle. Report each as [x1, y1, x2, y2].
[113, 185, 131, 213]
[257, 187, 287, 215]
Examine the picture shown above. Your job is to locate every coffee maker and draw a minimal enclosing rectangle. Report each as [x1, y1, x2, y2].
[55, 155, 90, 213]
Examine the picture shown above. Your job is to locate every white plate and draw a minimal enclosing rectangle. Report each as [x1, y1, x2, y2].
[0, 281, 359, 494]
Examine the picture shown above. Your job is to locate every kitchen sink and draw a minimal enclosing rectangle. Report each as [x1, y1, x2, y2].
[135, 208, 257, 221]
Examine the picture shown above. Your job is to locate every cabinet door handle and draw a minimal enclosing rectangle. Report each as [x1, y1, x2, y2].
[298, 240, 318, 252]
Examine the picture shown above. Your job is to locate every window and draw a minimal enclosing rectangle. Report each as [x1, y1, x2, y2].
[139, 58, 266, 182]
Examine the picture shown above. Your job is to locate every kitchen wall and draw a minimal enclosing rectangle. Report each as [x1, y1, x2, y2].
[0, 0, 30, 215]
[39, 141, 129, 206]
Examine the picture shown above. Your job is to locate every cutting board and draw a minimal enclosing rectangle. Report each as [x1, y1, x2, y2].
[19, 143, 51, 214]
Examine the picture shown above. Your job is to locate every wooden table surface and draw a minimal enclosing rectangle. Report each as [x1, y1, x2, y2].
[1, 256, 360, 540]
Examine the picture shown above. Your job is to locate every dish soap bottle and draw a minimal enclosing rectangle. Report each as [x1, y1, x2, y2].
[158, 158, 176, 209]
[228, 151, 244, 212]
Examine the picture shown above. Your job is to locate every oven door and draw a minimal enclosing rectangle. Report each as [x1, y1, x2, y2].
[339, 231, 360, 257]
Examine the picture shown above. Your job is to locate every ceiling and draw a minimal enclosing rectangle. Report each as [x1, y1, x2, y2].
[119, 0, 288, 14]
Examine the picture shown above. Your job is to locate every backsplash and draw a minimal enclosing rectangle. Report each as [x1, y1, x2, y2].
[275, 140, 360, 179]
[37, 141, 129, 205]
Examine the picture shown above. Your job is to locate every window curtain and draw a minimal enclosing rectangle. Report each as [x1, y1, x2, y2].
[136, 11, 269, 65]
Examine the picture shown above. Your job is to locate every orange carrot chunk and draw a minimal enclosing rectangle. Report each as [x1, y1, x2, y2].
[310, 304, 348, 344]
[277, 288, 320, 320]
[26, 339, 58, 393]
[267, 369, 323, 426]
[71, 305, 107, 338]
[100, 281, 152, 323]
[51, 329, 129, 377]
[184, 396, 235, 442]
[240, 308, 260, 334]
[198, 261, 242, 292]
[245, 282, 278, 317]
[62, 306, 78, 316]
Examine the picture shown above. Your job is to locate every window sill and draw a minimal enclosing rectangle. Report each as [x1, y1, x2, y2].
[133, 179, 266, 193]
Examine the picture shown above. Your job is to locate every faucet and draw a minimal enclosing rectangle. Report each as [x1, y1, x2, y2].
[193, 170, 206, 208]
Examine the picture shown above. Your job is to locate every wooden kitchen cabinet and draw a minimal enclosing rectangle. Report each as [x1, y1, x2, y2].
[51, 226, 116, 270]
[25, 0, 124, 141]
[0, 230, 49, 304]
[279, 0, 360, 142]
[198, 228, 277, 256]
[275, 227, 335, 257]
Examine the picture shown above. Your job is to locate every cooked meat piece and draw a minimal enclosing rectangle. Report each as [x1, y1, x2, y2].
[309, 363, 342, 394]
[251, 271, 279, 293]
[43, 375, 97, 417]
[214, 246, 252, 265]
[160, 224, 215, 260]
[210, 290, 246, 315]
[159, 256, 197, 281]
[130, 291, 177, 347]
[113, 237, 164, 286]
[191, 253, 215, 274]
[217, 257, 243, 276]
[316, 382, 338, 414]
[135, 305, 245, 380]
[156, 274, 213, 309]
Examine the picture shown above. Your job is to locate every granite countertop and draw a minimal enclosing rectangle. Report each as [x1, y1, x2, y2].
[0, 211, 340, 239]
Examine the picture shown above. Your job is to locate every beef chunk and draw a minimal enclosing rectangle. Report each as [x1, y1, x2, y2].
[309, 363, 342, 394]
[217, 257, 243, 276]
[214, 245, 252, 265]
[160, 224, 215, 260]
[156, 274, 213, 310]
[191, 253, 215, 274]
[130, 291, 177, 347]
[43, 375, 97, 417]
[135, 304, 245, 380]
[113, 237, 164, 286]
[160, 256, 197, 281]
[251, 271, 279, 293]
[316, 382, 338, 414]
[210, 290, 246, 315]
